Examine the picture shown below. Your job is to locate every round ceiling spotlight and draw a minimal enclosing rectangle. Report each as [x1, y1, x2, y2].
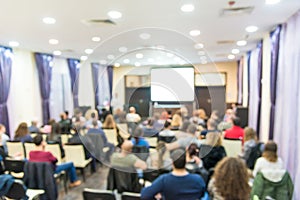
[43, 17, 56, 24]
[189, 30, 201, 37]
[181, 4, 195, 12]
[107, 11, 122, 19]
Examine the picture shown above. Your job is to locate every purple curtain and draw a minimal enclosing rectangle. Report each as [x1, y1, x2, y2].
[269, 25, 281, 140]
[107, 65, 113, 103]
[91, 63, 99, 109]
[67, 58, 80, 108]
[34, 53, 53, 125]
[237, 59, 243, 105]
[0, 46, 13, 136]
[256, 42, 263, 136]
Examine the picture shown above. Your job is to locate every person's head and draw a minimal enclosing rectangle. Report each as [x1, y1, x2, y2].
[121, 139, 134, 153]
[92, 119, 98, 128]
[74, 108, 82, 117]
[160, 111, 169, 120]
[31, 120, 38, 127]
[60, 112, 67, 120]
[163, 119, 171, 129]
[244, 127, 257, 142]
[64, 110, 69, 117]
[263, 141, 278, 162]
[210, 110, 219, 120]
[129, 106, 136, 113]
[213, 157, 250, 200]
[207, 118, 217, 130]
[15, 122, 29, 138]
[179, 120, 191, 132]
[198, 109, 207, 120]
[91, 112, 96, 119]
[171, 149, 186, 169]
[33, 134, 46, 148]
[133, 127, 144, 138]
[171, 114, 182, 127]
[186, 124, 197, 135]
[48, 119, 56, 125]
[206, 132, 222, 147]
[232, 116, 241, 127]
[187, 143, 199, 158]
[147, 117, 154, 127]
[0, 124, 6, 134]
[103, 114, 116, 128]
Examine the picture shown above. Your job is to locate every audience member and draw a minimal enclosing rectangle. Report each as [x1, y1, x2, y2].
[199, 132, 226, 170]
[224, 117, 244, 140]
[14, 122, 32, 143]
[185, 143, 202, 170]
[253, 141, 284, 177]
[126, 107, 141, 123]
[102, 114, 116, 129]
[72, 108, 86, 127]
[240, 127, 260, 162]
[28, 120, 39, 133]
[99, 107, 110, 122]
[0, 124, 9, 154]
[200, 118, 218, 137]
[223, 109, 234, 122]
[141, 149, 206, 200]
[29, 135, 81, 187]
[110, 140, 147, 170]
[113, 108, 127, 123]
[152, 112, 164, 131]
[170, 113, 182, 130]
[198, 109, 208, 123]
[131, 127, 149, 148]
[210, 110, 220, 124]
[142, 118, 159, 137]
[59, 112, 72, 133]
[47, 121, 65, 158]
[189, 110, 205, 125]
[208, 157, 250, 200]
[158, 120, 174, 137]
[85, 112, 102, 129]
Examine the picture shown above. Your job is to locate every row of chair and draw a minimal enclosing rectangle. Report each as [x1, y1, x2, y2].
[83, 189, 140, 200]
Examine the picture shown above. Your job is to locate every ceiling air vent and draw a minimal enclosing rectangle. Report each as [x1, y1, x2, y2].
[220, 6, 254, 17]
[81, 19, 116, 26]
[217, 40, 235, 45]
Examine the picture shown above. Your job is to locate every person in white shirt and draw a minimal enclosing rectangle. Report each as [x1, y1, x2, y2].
[0, 124, 10, 154]
[126, 107, 141, 123]
[159, 120, 175, 137]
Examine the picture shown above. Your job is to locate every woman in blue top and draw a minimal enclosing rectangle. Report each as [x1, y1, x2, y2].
[131, 127, 149, 148]
[14, 122, 32, 143]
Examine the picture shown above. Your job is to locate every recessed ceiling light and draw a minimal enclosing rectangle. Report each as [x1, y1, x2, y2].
[80, 56, 88, 61]
[139, 33, 151, 40]
[189, 30, 201, 37]
[85, 49, 93, 54]
[197, 51, 205, 56]
[53, 50, 61, 56]
[236, 40, 247, 46]
[201, 60, 208, 64]
[92, 37, 101, 42]
[49, 39, 59, 45]
[231, 49, 240, 54]
[194, 43, 204, 49]
[245, 25, 258, 33]
[265, 0, 280, 4]
[114, 63, 120, 67]
[100, 60, 107, 65]
[136, 53, 143, 59]
[147, 58, 154, 62]
[123, 59, 130, 64]
[43, 17, 56, 24]
[181, 4, 195, 12]
[107, 10, 122, 19]
[107, 54, 115, 60]
[135, 62, 141, 67]
[9, 41, 19, 47]
[228, 54, 235, 60]
[166, 53, 174, 58]
[119, 46, 127, 53]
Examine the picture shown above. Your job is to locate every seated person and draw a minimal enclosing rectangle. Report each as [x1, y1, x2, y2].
[102, 114, 117, 129]
[158, 120, 175, 137]
[14, 122, 32, 143]
[0, 124, 10, 154]
[29, 135, 81, 187]
[143, 118, 159, 137]
[131, 127, 149, 148]
[224, 117, 244, 141]
[110, 139, 147, 170]
[141, 149, 206, 200]
[200, 118, 218, 137]
[170, 114, 182, 130]
[28, 120, 40, 133]
[199, 132, 227, 170]
[85, 112, 102, 129]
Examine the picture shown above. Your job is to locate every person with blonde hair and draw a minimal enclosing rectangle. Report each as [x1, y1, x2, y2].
[14, 122, 32, 143]
[102, 114, 116, 129]
[171, 113, 182, 130]
[208, 157, 250, 200]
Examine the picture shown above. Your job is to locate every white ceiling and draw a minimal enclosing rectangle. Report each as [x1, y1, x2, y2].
[0, 0, 299, 66]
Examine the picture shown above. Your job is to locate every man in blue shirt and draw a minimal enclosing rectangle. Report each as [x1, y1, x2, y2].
[141, 149, 206, 200]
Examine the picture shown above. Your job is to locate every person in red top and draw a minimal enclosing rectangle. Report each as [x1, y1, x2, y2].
[29, 134, 81, 187]
[224, 117, 244, 141]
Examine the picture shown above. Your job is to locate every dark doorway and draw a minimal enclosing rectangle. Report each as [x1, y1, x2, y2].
[195, 86, 226, 117]
[125, 87, 150, 118]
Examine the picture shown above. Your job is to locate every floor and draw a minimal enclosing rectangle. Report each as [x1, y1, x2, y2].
[57, 164, 109, 200]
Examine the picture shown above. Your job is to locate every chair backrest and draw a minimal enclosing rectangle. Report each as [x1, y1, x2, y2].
[121, 192, 141, 200]
[4, 158, 25, 174]
[64, 144, 86, 166]
[60, 134, 71, 145]
[158, 136, 176, 143]
[82, 188, 116, 200]
[103, 129, 118, 145]
[6, 141, 24, 159]
[222, 139, 242, 157]
[24, 142, 36, 159]
[45, 144, 62, 164]
[116, 123, 130, 139]
[4, 181, 27, 199]
[144, 137, 157, 148]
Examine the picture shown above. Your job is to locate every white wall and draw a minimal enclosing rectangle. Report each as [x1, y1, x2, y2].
[7, 49, 42, 137]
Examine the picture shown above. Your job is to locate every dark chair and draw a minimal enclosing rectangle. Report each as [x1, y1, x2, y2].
[4, 181, 27, 199]
[82, 188, 116, 200]
[107, 167, 142, 193]
[121, 192, 141, 200]
[3, 158, 25, 179]
[132, 146, 149, 161]
[158, 136, 176, 143]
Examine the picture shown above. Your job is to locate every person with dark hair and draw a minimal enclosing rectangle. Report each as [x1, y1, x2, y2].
[29, 135, 81, 187]
[131, 127, 149, 148]
[224, 116, 244, 140]
[141, 149, 206, 200]
[208, 157, 250, 199]
[158, 120, 174, 137]
[59, 112, 72, 133]
[14, 122, 32, 143]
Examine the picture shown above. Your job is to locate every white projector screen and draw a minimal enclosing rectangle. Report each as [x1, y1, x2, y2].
[151, 67, 194, 102]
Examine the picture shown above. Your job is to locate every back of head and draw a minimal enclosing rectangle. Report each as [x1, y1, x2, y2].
[198, 109, 207, 120]
[15, 122, 28, 138]
[188, 143, 199, 157]
[133, 127, 144, 138]
[129, 106, 136, 113]
[33, 134, 43, 146]
[147, 117, 154, 127]
[207, 118, 217, 130]
[121, 140, 134, 152]
[171, 114, 182, 127]
[206, 132, 221, 147]
[187, 124, 197, 135]
[232, 117, 241, 126]
[213, 157, 250, 199]
[171, 149, 186, 169]
[163, 120, 171, 129]
[244, 127, 256, 141]
[91, 112, 96, 119]
[263, 141, 278, 162]
[92, 119, 98, 128]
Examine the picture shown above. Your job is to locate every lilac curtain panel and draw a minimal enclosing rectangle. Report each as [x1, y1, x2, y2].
[273, 11, 300, 200]
[91, 63, 100, 108]
[67, 58, 80, 108]
[34, 53, 53, 125]
[0, 46, 13, 136]
[107, 65, 113, 103]
[237, 59, 243, 105]
[248, 42, 263, 136]
[269, 25, 281, 140]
